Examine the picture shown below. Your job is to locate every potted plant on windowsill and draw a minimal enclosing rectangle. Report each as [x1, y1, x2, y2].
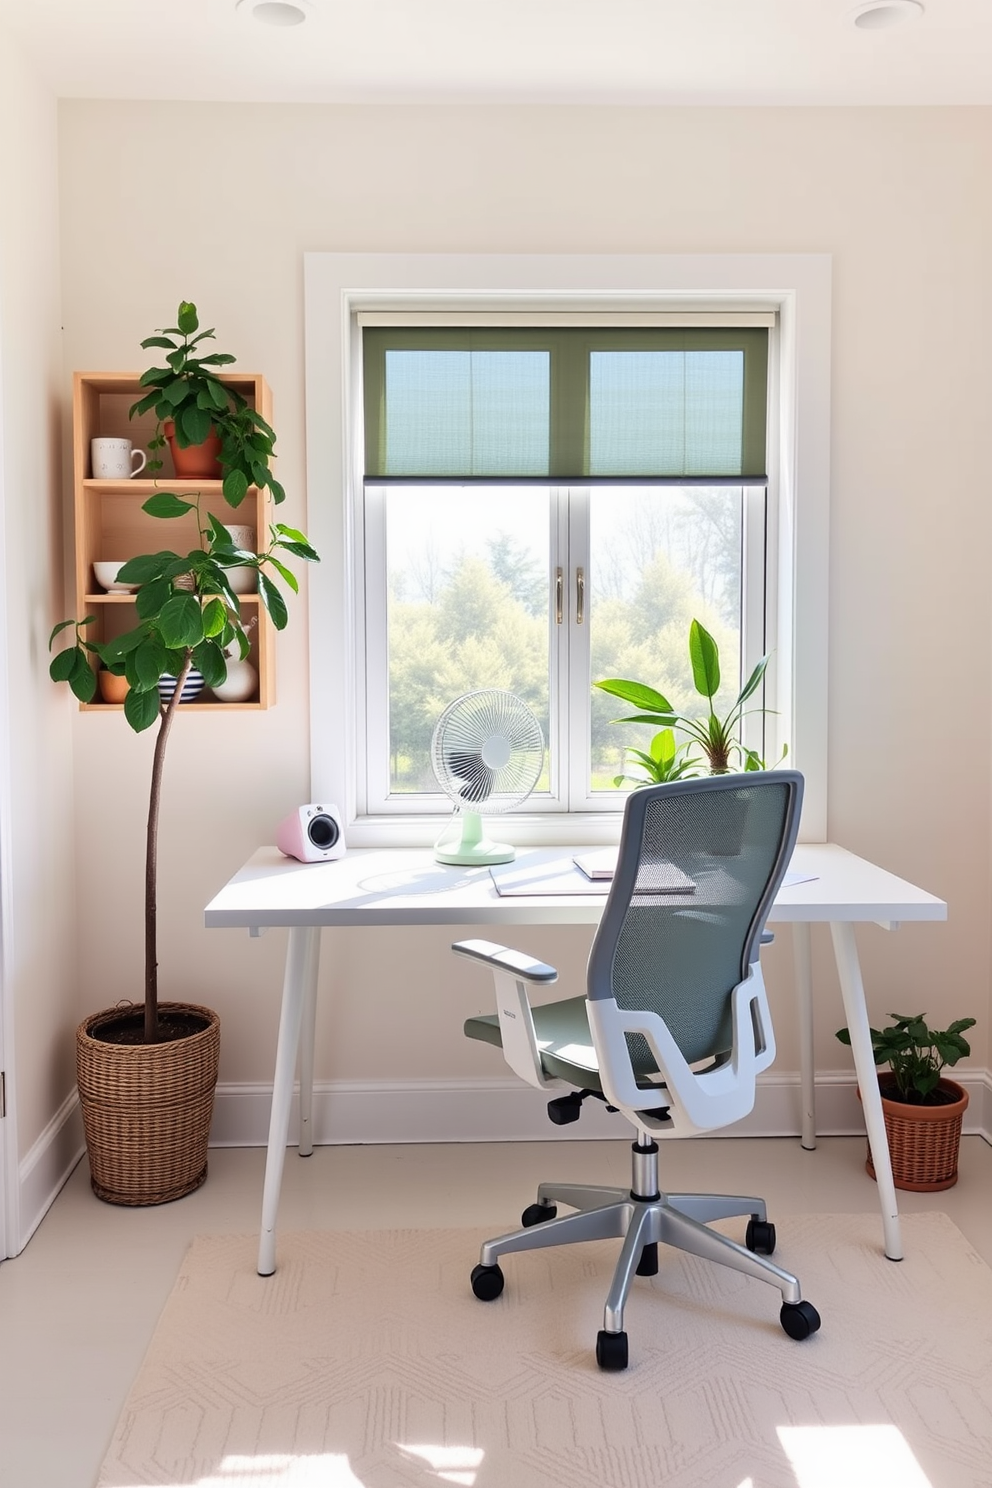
[836, 1012, 976, 1192]
[594, 617, 786, 785]
[49, 301, 319, 1207]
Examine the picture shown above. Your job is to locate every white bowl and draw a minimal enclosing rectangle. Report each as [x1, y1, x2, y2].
[93, 561, 139, 594]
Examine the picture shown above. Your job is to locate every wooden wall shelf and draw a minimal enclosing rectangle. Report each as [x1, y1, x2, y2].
[72, 371, 275, 711]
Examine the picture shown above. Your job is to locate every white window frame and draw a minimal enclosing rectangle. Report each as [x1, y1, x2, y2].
[304, 252, 831, 846]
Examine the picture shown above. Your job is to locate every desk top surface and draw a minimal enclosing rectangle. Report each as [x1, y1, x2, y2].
[204, 842, 947, 930]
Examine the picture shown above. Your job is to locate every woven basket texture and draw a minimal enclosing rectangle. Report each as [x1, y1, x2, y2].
[76, 1002, 220, 1207]
[866, 1076, 968, 1192]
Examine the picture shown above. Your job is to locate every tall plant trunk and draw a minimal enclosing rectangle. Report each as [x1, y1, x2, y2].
[144, 651, 192, 1043]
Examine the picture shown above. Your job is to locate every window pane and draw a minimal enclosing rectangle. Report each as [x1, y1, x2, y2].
[589, 487, 744, 793]
[589, 351, 746, 476]
[385, 487, 551, 793]
[383, 351, 550, 476]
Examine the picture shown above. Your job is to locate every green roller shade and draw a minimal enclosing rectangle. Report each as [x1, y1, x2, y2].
[363, 326, 768, 481]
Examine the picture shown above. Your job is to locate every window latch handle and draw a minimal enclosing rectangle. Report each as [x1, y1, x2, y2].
[555, 567, 564, 625]
[576, 567, 585, 625]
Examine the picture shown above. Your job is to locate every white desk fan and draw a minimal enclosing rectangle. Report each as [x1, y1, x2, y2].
[431, 689, 545, 865]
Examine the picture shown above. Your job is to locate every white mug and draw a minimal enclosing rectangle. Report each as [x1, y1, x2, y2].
[91, 437, 147, 480]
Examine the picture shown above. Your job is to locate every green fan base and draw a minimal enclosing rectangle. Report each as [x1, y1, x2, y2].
[433, 810, 516, 866]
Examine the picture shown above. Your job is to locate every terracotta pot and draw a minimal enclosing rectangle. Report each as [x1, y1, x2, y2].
[861, 1075, 968, 1192]
[97, 669, 129, 704]
[164, 419, 222, 479]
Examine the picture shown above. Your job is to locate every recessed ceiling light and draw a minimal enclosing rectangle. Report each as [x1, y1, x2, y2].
[236, 0, 309, 26]
[851, 0, 924, 29]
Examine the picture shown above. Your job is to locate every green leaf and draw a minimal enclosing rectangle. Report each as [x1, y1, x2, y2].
[142, 491, 196, 520]
[276, 540, 319, 562]
[177, 301, 199, 335]
[688, 619, 720, 701]
[134, 636, 169, 689]
[197, 353, 237, 368]
[222, 469, 249, 507]
[135, 576, 173, 620]
[594, 678, 674, 714]
[128, 390, 161, 419]
[649, 728, 676, 766]
[158, 593, 204, 649]
[69, 652, 98, 702]
[180, 403, 213, 446]
[737, 653, 770, 706]
[193, 638, 226, 689]
[49, 645, 80, 683]
[265, 555, 298, 593]
[123, 686, 161, 733]
[139, 335, 177, 350]
[258, 572, 288, 630]
[201, 598, 227, 638]
[137, 366, 174, 389]
[204, 378, 231, 411]
[269, 479, 286, 505]
[49, 618, 84, 648]
[118, 551, 180, 585]
[274, 523, 308, 544]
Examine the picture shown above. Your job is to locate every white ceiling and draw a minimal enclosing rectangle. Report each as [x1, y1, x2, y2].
[2, 0, 991, 106]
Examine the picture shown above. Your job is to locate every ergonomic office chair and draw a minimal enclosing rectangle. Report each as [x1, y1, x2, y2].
[453, 771, 820, 1370]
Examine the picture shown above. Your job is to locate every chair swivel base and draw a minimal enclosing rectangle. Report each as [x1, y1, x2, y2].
[469, 1142, 821, 1370]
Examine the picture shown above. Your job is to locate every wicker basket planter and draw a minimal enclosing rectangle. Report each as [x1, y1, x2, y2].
[863, 1075, 968, 1193]
[76, 1002, 220, 1206]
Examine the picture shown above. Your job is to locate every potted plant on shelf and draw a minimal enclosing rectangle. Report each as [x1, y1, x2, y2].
[49, 301, 318, 1207]
[836, 1011, 976, 1191]
[129, 299, 285, 500]
[594, 617, 785, 785]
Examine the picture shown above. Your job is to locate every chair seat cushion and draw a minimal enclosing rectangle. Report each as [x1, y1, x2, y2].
[465, 996, 664, 1093]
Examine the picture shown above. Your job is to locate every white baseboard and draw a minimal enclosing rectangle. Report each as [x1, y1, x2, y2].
[15, 1070, 990, 1254]
[208, 1068, 992, 1148]
[12, 1089, 84, 1255]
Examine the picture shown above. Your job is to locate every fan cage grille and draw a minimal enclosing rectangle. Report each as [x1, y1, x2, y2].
[431, 690, 544, 814]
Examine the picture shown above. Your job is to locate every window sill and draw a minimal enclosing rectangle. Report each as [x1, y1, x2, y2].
[345, 811, 624, 852]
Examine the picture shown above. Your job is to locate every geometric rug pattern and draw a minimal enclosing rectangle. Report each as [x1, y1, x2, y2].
[96, 1213, 992, 1488]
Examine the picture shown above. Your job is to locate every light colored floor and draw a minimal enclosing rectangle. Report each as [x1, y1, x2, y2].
[2, 1133, 991, 1488]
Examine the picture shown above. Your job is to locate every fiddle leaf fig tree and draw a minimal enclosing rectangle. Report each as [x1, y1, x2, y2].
[595, 617, 785, 784]
[50, 447, 318, 1045]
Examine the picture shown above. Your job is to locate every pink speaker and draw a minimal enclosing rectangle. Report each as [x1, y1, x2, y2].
[276, 803, 346, 862]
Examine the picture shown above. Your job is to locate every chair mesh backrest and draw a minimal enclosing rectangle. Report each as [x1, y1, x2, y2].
[587, 773, 803, 1067]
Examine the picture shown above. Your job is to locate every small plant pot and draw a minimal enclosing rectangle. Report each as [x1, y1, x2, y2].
[97, 670, 129, 704]
[861, 1076, 968, 1192]
[164, 420, 222, 479]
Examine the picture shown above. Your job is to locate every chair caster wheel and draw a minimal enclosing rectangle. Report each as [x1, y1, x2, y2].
[521, 1202, 557, 1227]
[596, 1329, 629, 1371]
[470, 1263, 505, 1301]
[780, 1300, 821, 1340]
[746, 1218, 777, 1255]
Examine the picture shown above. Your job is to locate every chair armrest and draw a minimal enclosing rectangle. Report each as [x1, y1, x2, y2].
[452, 938, 558, 984]
[452, 938, 561, 1091]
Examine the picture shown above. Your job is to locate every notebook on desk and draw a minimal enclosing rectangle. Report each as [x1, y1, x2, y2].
[489, 852, 696, 897]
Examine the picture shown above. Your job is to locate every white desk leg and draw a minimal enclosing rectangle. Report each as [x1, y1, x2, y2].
[297, 927, 321, 1159]
[257, 925, 321, 1277]
[792, 921, 817, 1151]
[829, 920, 903, 1262]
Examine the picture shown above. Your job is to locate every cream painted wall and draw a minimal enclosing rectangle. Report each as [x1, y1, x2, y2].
[0, 34, 79, 1186]
[55, 102, 992, 1102]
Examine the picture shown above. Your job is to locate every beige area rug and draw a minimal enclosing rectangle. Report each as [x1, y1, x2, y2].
[96, 1213, 992, 1488]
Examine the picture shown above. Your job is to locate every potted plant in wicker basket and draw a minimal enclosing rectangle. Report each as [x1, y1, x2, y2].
[836, 1011, 976, 1192]
[49, 301, 318, 1207]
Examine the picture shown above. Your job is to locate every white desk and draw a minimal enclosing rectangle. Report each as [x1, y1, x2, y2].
[205, 842, 946, 1276]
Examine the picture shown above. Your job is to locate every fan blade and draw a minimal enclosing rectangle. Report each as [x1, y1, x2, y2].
[447, 750, 496, 804]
